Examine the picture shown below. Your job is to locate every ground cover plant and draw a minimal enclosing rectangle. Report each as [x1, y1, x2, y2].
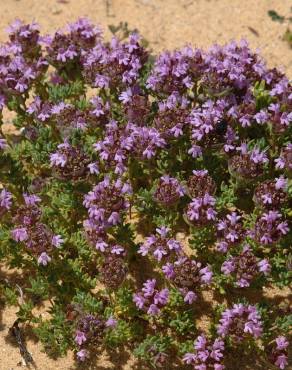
[0, 18, 291, 369]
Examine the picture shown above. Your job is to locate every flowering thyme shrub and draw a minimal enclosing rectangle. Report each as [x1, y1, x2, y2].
[0, 18, 291, 369]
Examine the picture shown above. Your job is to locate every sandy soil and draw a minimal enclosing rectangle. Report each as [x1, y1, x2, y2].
[0, 1, 291, 369]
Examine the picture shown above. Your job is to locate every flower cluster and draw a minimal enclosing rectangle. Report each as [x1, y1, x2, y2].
[127, 123, 166, 160]
[252, 210, 289, 245]
[216, 211, 245, 253]
[11, 194, 63, 265]
[50, 141, 92, 181]
[0, 188, 12, 216]
[217, 304, 263, 342]
[267, 336, 289, 369]
[228, 143, 268, 181]
[189, 99, 230, 151]
[163, 257, 212, 303]
[275, 144, 292, 172]
[253, 177, 288, 209]
[138, 226, 182, 262]
[83, 177, 132, 227]
[153, 95, 189, 138]
[82, 33, 147, 91]
[221, 244, 270, 287]
[43, 18, 102, 68]
[133, 279, 169, 315]
[0, 136, 8, 150]
[93, 120, 132, 175]
[183, 334, 225, 370]
[99, 254, 128, 290]
[153, 176, 184, 207]
[187, 170, 216, 198]
[147, 47, 204, 95]
[73, 311, 116, 362]
[0, 20, 47, 102]
[186, 193, 217, 226]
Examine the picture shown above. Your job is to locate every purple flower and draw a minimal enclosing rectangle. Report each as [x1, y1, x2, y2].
[184, 291, 197, 304]
[52, 235, 64, 248]
[253, 211, 289, 245]
[275, 355, 288, 370]
[229, 144, 268, 180]
[50, 152, 67, 167]
[275, 144, 292, 171]
[267, 336, 289, 369]
[142, 279, 156, 297]
[200, 266, 213, 284]
[138, 226, 182, 262]
[187, 170, 216, 198]
[37, 252, 51, 266]
[0, 137, 8, 150]
[217, 304, 262, 341]
[127, 123, 166, 160]
[183, 334, 225, 369]
[186, 194, 217, 226]
[119, 88, 133, 104]
[87, 162, 99, 175]
[75, 330, 87, 346]
[133, 294, 146, 309]
[147, 46, 203, 94]
[23, 193, 41, 206]
[95, 240, 108, 252]
[0, 188, 12, 212]
[216, 211, 245, 252]
[105, 317, 117, 328]
[276, 336, 289, 351]
[221, 259, 235, 275]
[162, 263, 175, 279]
[189, 99, 229, 153]
[147, 304, 160, 315]
[154, 175, 184, 207]
[221, 245, 270, 287]
[76, 349, 89, 362]
[11, 227, 28, 242]
[164, 257, 212, 303]
[50, 142, 91, 180]
[83, 177, 131, 227]
[257, 259, 271, 274]
[254, 109, 269, 125]
[133, 279, 169, 315]
[154, 289, 169, 305]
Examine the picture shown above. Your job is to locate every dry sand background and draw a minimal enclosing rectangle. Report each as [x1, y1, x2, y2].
[0, 0, 291, 369]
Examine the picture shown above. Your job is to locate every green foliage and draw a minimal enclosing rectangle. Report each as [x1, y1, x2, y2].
[47, 81, 86, 103]
[133, 334, 173, 368]
[72, 291, 103, 314]
[252, 80, 273, 110]
[26, 276, 50, 302]
[105, 319, 140, 347]
[2, 285, 18, 306]
[216, 182, 237, 211]
[34, 305, 72, 357]
[268, 10, 287, 23]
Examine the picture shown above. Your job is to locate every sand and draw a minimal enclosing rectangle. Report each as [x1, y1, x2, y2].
[0, 1, 291, 369]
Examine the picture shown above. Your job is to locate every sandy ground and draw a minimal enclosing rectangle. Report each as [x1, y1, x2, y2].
[0, 1, 291, 369]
